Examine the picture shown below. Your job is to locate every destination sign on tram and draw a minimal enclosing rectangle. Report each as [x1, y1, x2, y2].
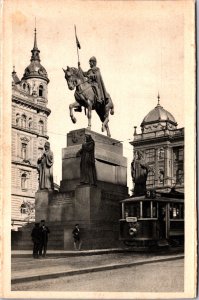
[126, 217, 137, 222]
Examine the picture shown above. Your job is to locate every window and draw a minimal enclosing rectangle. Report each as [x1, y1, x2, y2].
[158, 148, 164, 160]
[145, 149, 155, 163]
[39, 85, 44, 97]
[28, 118, 33, 129]
[21, 173, 27, 190]
[27, 84, 30, 94]
[21, 115, 26, 128]
[23, 83, 26, 90]
[146, 170, 155, 187]
[16, 114, 20, 126]
[20, 202, 27, 214]
[124, 203, 140, 218]
[170, 203, 184, 219]
[21, 143, 27, 160]
[38, 120, 44, 134]
[176, 169, 184, 185]
[173, 147, 184, 162]
[158, 169, 164, 185]
[142, 202, 151, 218]
[173, 147, 184, 185]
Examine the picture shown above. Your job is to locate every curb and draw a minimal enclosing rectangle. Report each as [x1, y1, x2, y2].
[11, 247, 184, 258]
[11, 248, 129, 258]
[11, 254, 184, 284]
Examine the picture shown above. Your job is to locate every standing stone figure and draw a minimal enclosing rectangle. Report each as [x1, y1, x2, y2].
[78, 56, 110, 104]
[131, 150, 149, 196]
[76, 134, 97, 186]
[37, 141, 54, 190]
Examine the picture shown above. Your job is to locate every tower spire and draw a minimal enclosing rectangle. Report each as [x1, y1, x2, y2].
[31, 25, 40, 62]
[157, 92, 160, 106]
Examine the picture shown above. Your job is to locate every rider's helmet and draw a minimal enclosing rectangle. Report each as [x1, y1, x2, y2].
[89, 56, 97, 63]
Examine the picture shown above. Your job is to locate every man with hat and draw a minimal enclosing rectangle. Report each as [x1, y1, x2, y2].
[31, 222, 42, 258]
[78, 57, 109, 104]
[39, 220, 50, 257]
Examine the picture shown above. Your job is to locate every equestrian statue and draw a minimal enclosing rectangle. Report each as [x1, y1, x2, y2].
[63, 55, 114, 137]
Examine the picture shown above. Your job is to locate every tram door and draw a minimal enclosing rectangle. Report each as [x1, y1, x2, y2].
[158, 203, 167, 239]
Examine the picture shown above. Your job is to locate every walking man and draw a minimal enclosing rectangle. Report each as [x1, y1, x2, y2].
[39, 220, 50, 257]
[72, 224, 82, 250]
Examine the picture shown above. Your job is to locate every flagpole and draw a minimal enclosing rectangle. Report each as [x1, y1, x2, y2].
[74, 25, 80, 65]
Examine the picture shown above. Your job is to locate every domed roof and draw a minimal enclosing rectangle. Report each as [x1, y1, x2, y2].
[141, 103, 177, 126]
[22, 29, 49, 83]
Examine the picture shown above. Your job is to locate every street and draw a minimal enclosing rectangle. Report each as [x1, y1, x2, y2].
[12, 258, 183, 292]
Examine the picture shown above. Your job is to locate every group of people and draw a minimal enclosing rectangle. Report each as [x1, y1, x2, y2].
[31, 222, 82, 256]
[31, 220, 50, 258]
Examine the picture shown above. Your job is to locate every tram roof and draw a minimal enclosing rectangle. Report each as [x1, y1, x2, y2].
[120, 194, 184, 203]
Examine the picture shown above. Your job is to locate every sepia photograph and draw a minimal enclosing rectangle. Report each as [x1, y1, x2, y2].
[1, 0, 197, 298]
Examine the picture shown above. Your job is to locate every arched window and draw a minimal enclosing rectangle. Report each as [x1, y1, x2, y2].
[28, 118, 33, 129]
[16, 113, 20, 126]
[21, 115, 27, 128]
[27, 84, 30, 94]
[38, 120, 44, 134]
[21, 143, 27, 160]
[21, 173, 27, 190]
[23, 83, 26, 90]
[39, 85, 44, 97]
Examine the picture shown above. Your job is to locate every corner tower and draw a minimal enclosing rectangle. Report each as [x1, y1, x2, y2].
[131, 95, 184, 193]
[11, 28, 51, 231]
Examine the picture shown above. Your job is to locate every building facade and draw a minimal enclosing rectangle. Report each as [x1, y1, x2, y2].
[131, 96, 184, 193]
[11, 29, 51, 230]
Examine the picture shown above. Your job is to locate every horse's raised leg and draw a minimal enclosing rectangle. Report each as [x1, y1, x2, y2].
[69, 101, 80, 124]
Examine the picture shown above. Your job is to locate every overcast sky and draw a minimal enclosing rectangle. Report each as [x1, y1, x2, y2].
[9, 0, 188, 190]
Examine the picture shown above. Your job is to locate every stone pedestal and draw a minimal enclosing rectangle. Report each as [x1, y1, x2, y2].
[15, 129, 129, 251]
[60, 128, 127, 193]
[35, 190, 54, 222]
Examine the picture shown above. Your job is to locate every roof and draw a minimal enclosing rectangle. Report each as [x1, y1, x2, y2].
[141, 103, 177, 127]
[22, 28, 49, 83]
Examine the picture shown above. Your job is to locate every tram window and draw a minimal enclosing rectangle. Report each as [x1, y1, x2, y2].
[170, 203, 183, 219]
[124, 203, 140, 218]
[152, 203, 157, 218]
[142, 202, 151, 218]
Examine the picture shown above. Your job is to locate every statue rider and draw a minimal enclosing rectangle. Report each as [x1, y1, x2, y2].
[78, 57, 109, 104]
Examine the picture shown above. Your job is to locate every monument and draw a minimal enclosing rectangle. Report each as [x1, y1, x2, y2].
[34, 128, 128, 250]
[33, 50, 129, 249]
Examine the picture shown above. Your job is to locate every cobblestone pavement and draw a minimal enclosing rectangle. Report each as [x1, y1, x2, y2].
[12, 258, 184, 292]
[12, 251, 183, 282]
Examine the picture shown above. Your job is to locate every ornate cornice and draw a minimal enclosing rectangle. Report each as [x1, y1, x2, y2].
[12, 94, 51, 116]
[12, 124, 49, 139]
[131, 134, 184, 147]
[12, 160, 38, 169]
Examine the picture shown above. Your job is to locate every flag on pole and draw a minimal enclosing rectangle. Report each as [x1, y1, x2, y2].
[75, 25, 81, 49]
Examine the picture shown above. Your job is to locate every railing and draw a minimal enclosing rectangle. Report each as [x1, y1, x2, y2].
[133, 128, 184, 141]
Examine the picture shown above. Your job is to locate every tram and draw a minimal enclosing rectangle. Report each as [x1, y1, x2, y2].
[119, 189, 184, 249]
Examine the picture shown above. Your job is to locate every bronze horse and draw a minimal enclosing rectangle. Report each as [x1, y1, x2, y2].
[63, 66, 114, 137]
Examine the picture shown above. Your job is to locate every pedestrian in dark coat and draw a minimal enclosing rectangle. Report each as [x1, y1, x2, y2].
[31, 223, 41, 258]
[39, 220, 50, 257]
[72, 224, 82, 250]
